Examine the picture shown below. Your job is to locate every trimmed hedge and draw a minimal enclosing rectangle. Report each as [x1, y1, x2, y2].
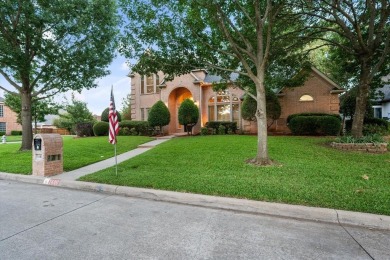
[0, 132, 5, 136]
[288, 116, 341, 135]
[287, 113, 341, 124]
[205, 121, 237, 134]
[119, 120, 150, 136]
[11, 130, 22, 135]
[93, 121, 109, 136]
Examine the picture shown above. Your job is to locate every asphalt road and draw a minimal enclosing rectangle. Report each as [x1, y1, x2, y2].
[0, 180, 389, 260]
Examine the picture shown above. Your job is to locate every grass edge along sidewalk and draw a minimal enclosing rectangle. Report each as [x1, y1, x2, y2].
[80, 135, 390, 216]
[0, 136, 153, 174]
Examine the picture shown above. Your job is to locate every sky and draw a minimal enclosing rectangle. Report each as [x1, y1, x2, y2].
[0, 54, 131, 116]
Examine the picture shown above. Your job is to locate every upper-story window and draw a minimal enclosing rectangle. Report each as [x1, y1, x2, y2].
[208, 90, 240, 124]
[140, 74, 160, 94]
[299, 94, 314, 101]
[0, 105, 4, 117]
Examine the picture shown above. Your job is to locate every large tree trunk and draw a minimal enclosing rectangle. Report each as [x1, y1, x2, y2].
[254, 80, 272, 165]
[20, 89, 33, 150]
[351, 65, 371, 138]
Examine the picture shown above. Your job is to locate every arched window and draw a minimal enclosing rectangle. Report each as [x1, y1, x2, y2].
[299, 94, 314, 101]
[208, 90, 240, 124]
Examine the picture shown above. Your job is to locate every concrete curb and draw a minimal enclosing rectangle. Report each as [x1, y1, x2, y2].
[1, 172, 389, 231]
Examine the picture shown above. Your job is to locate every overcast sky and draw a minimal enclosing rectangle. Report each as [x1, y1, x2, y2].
[0, 54, 131, 116]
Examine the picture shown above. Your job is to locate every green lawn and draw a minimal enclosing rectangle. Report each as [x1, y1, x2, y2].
[80, 135, 390, 215]
[0, 136, 153, 174]
[3, 135, 23, 142]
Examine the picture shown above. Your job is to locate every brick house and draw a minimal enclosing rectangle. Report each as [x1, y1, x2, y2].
[0, 96, 22, 135]
[129, 67, 344, 134]
[373, 84, 390, 120]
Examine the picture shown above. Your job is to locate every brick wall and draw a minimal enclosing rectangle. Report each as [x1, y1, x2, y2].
[0, 102, 22, 134]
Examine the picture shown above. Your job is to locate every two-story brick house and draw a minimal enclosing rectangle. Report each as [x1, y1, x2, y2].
[0, 97, 22, 135]
[129, 67, 344, 134]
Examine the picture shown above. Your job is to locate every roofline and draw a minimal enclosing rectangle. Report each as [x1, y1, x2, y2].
[311, 67, 342, 90]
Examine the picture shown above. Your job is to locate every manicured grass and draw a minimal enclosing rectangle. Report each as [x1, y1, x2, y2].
[0, 136, 153, 174]
[3, 135, 22, 142]
[80, 136, 390, 215]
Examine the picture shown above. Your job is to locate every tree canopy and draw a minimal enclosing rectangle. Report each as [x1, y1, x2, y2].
[120, 0, 310, 165]
[148, 100, 170, 134]
[0, 0, 119, 149]
[178, 98, 199, 135]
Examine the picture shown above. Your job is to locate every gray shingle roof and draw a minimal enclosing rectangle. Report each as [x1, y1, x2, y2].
[204, 73, 239, 84]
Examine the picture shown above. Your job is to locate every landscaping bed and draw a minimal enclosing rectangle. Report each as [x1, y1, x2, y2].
[330, 142, 388, 153]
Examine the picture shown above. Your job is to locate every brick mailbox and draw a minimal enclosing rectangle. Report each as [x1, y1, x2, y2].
[32, 134, 63, 176]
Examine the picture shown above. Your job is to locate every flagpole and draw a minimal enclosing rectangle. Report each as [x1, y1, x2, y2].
[114, 143, 118, 176]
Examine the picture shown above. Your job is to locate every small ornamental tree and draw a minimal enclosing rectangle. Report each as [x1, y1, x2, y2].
[178, 99, 199, 135]
[101, 108, 122, 122]
[241, 89, 281, 128]
[148, 100, 170, 135]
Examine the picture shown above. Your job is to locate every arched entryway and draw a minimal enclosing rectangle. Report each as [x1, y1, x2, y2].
[168, 87, 193, 133]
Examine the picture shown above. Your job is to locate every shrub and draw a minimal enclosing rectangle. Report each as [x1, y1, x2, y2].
[200, 127, 208, 136]
[335, 134, 385, 144]
[345, 117, 389, 135]
[11, 130, 22, 135]
[218, 125, 226, 135]
[75, 122, 94, 137]
[205, 121, 237, 134]
[101, 108, 122, 122]
[148, 101, 170, 134]
[289, 116, 341, 135]
[93, 121, 109, 136]
[178, 99, 199, 135]
[287, 113, 341, 124]
[119, 120, 150, 136]
[0, 132, 5, 136]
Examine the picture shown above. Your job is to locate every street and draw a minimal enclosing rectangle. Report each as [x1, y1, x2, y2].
[0, 179, 389, 260]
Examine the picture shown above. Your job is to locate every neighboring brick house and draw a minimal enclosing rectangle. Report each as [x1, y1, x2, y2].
[129, 67, 344, 134]
[0, 96, 22, 135]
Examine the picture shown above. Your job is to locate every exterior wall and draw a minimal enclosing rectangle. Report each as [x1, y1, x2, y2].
[382, 102, 390, 119]
[130, 71, 255, 134]
[271, 71, 341, 133]
[0, 101, 22, 135]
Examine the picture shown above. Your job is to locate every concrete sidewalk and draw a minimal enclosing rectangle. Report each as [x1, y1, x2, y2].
[0, 135, 389, 231]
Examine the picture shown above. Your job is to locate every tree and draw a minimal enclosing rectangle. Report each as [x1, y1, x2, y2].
[4, 93, 60, 132]
[148, 100, 170, 135]
[297, 1, 390, 138]
[178, 99, 199, 135]
[120, 0, 310, 165]
[121, 93, 132, 120]
[101, 108, 122, 122]
[53, 96, 94, 134]
[0, 0, 119, 150]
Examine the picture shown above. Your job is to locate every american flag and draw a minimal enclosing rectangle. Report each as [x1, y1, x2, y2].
[109, 86, 119, 144]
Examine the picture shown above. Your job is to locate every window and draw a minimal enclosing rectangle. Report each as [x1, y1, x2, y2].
[0, 105, 3, 117]
[140, 108, 150, 121]
[140, 108, 145, 121]
[140, 74, 160, 94]
[299, 94, 314, 101]
[208, 91, 240, 124]
[373, 107, 382, 119]
[0, 122, 5, 132]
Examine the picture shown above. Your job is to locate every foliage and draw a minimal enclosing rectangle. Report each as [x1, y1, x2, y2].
[147, 101, 170, 132]
[75, 122, 94, 137]
[339, 89, 373, 119]
[119, 120, 150, 136]
[205, 121, 237, 134]
[11, 131, 22, 136]
[288, 116, 341, 136]
[241, 89, 281, 124]
[119, 0, 311, 164]
[200, 127, 208, 136]
[218, 125, 226, 135]
[4, 93, 60, 126]
[93, 122, 109, 136]
[298, 1, 390, 138]
[335, 134, 385, 144]
[80, 136, 390, 215]
[101, 107, 122, 122]
[287, 113, 341, 124]
[0, 132, 5, 136]
[121, 93, 132, 120]
[345, 118, 389, 136]
[0, 0, 119, 150]
[54, 96, 95, 134]
[178, 99, 199, 135]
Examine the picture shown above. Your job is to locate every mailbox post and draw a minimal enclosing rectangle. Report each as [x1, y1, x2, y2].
[32, 134, 63, 176]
